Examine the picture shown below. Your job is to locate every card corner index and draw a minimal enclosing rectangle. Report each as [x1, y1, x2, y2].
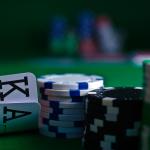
[0, 72, 38, 102]
[0, 103, 40, 132]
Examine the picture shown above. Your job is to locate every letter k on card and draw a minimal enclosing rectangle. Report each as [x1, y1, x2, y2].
[0, 73, 38, 102]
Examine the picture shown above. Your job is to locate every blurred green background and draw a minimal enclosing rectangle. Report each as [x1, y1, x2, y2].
[0, 2, 149, 149]
[1, 0, 150, 60]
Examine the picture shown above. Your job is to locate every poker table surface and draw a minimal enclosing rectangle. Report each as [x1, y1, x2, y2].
[0, 58, 144, 150]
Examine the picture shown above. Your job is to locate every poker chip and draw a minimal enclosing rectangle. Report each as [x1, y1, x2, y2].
[40, 94, 85, 102]
[96, 16, 121, 54]
[141, 125, 150, 150]
[40, 113, 85, 121]
[41, 105, 85, 115]
[40, 122, 84, 133]
[39, 119, 84, 138]
[39, 129, 82, 139]
[83, 87, 143, 150]
[42, 88, 94, 97]
[49, 120, 84, 128]
[48, 126, 84, 133]
[38, 73, 104, 139]
[142, 60, 150, 149]
[38, 74, 103, 90]
[39, 117, 84, 128]
[132, 52, 150, 66]
[78, 11, 94, 40]
[40, 99, 85, 109]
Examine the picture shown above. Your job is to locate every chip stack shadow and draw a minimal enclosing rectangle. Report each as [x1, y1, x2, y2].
[37, 74, 104, 139]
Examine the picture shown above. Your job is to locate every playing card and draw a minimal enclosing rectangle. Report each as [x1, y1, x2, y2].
[0, 72, 38, 102]
[0, 102, 40, 133]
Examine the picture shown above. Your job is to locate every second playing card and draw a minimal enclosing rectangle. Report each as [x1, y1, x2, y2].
[0, 102, 40, 133]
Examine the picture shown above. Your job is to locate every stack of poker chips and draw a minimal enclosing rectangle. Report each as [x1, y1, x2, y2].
[37, 74, 104, 139]
[78, 12, 98, 59]
[142, 60, 150, 150]
[96, 16, 121, 55]
[83, 87, 143, 150]
[64, 30, 78, 57]
[49, 16, 67, 56]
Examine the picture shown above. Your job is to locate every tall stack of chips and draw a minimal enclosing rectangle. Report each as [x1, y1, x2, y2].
[49, 16, 67, 56]
[96, 16, 121, 55]
[38, 74, 104, 138]
[83, 87, 143, 150]
[64, 29, 78, 57]
[142, 60, 150, 150]
[78, 12, 98, 59]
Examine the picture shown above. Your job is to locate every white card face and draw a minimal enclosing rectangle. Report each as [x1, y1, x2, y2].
[0, 102, 40, 133]
[0, 72, 38, 103]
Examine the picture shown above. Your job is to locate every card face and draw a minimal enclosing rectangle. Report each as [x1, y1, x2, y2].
[0, 72, 38, 103]
[0, 102, 40, 133]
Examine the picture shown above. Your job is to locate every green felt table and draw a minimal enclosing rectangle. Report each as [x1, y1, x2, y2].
[0, 58, 144, 150]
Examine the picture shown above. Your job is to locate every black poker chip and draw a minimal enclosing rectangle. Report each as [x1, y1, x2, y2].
[83, 87, 143, 150]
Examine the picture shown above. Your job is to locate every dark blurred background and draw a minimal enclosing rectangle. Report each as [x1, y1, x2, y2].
[1, 0, 150, 60]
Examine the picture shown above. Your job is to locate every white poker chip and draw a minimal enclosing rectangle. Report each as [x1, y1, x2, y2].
[39, 116, 84, 128]
[42, 88, 95, 97]
[39, 99, 85, 109]
[40, 94, 85, 102]
[132, 54, 150, 66]
[38, 74, 103, 90]
[40, 105, 85, 115]
[40, 112, 85, 121]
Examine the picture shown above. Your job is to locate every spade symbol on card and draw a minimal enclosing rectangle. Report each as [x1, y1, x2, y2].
[0, 73, 38, 102]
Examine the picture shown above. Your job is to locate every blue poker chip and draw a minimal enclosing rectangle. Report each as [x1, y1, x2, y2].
[51, 16, 67, 39]
[38, 74, 103, 90]
[78, 11, 94, 39]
